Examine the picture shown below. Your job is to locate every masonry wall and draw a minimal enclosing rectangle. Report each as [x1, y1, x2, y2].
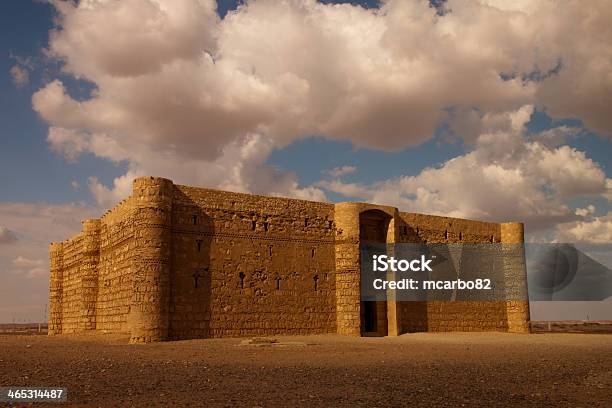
[169, 184, 337, 339]
[96, 198, 135, 334]
[49, 176, 529, 342]
[55, 232, 85, 333]
[395, 212, 527, 333]
[48, 198, 136, 335]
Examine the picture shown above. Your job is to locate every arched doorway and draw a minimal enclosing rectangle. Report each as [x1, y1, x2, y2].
[359, 209, 392, 336]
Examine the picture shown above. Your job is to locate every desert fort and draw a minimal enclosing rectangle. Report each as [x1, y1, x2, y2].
[48, 176, 529, 343]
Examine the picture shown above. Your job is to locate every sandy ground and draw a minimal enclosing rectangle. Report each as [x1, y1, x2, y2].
[1, 332, 611, 407]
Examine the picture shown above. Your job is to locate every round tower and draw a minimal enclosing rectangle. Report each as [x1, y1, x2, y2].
[128, 176, 174, 343]
[334, 202, 362, 336]
[80, 219, 101, 331]
[48, 242, 64, 335]
[501, 222, 530, 333]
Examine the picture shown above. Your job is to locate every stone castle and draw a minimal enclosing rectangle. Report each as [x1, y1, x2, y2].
[49, 176, 530, 343]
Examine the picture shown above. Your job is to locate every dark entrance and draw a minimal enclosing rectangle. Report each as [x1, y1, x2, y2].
[359, 209, 391, 336]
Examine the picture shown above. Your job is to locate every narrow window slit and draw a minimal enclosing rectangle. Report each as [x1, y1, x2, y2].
[192, 267, 207, 289]
[192, 215, 198, 225]
[239, 272, 246, 289]
[251, 220, 256, 231]
[313, 275, 319, 291]
[196, 239, 203, 252]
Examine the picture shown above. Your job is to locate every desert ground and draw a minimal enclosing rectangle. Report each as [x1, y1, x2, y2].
[1, 332, 611, 407]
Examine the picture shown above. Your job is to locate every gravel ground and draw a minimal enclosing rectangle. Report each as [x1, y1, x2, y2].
[1, 332, 611, 407]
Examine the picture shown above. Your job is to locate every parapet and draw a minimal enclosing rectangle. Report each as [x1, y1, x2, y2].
[82, 218, 101, 232]
[133, 176, 174, 197]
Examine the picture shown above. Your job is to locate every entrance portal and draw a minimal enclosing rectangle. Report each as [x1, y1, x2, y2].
[359, 209, 391, 336]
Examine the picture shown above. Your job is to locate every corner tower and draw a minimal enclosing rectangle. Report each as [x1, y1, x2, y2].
[48, 242, 64, 335]
[501, 222, 530, 333]
[128, 176, 174, 343]
[80, 219, 101, 331]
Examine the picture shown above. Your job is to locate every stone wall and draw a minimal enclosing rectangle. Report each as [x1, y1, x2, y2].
[169, 184, 337, 339]
[49, 176, 529, 342]
[395, 213, 529, 333]
[96, 198, 135, 334]
[48, 198, 136, 335]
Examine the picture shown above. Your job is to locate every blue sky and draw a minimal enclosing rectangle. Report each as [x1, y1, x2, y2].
[0, 0, 611, 322]
[0, 0, 123, 203]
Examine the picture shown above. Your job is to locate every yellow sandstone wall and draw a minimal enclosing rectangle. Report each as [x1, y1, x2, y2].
[169, 183, 337, 339]
[55, 231, 85, 333]
[49, 176, 529, 342]
[96, 198, 135, 334]
[48, 199, 135, 335]
[395, 213, 528, 333]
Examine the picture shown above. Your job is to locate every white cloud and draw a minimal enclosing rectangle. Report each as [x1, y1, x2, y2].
[11, 257, 47, 279]
[88, 173, 136, 208]
[606, 179, 612, 202]
[317, 105, 608, 231]
[10, 65, 29, 87]
[48, 0, 220, 78]
[326, 165, 357, 178]
[555, 212, 612, 245]
[0, 227, 18, 244]
[82, 133, 327, 207]
[12, 256, 44, 269]
[31, 0, 612, 207]
[47, 126, 90, 162]
[575, 205, 596, 218]
[22, 0, 611, 228]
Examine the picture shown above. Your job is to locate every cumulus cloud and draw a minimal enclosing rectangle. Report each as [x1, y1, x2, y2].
[326, 165, 357, 178]
[317, 105, 609, 231]
[0, 227, 18, 244]
[25, 0, 611, 221]
[80, 132, 326, 206]
[555, 212, 612, 245]
[30, 0, 612, 207]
